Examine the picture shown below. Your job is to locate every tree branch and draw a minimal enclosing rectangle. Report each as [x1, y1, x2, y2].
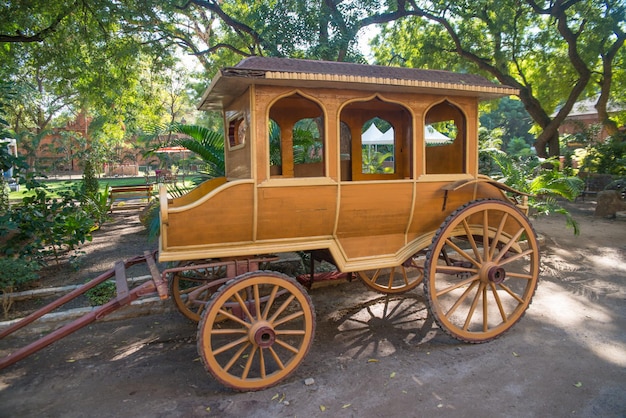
[0, 4, 76, 43]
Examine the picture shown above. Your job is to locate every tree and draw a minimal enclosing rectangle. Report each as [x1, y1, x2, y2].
[1, 0, 188, 168]
[371, 0, 625, 157]
[158, 1, 624, 158]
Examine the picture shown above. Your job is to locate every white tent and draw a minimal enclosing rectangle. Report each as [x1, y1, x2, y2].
[361, 124, 451, 145]
[361, 124, 387, 144]
[425, 125, 452, 144]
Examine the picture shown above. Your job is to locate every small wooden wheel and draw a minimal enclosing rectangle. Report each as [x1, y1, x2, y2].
[424, 200, 539, 343]
[197, 271, 316, 391]
[358, 254, 424, 294]
[170, 261, 226, 322]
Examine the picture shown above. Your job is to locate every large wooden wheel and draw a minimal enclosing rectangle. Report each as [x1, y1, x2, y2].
[170, 261, 227, 322]
[358, 254, 424, 294]
[197, 271, 316, 391]
[424, 200, 539, 343]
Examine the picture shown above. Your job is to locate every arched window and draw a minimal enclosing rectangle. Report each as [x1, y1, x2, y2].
[425, 101, 466, 174]
[268, 94, 325, 178]
[340, 98, 412, 180]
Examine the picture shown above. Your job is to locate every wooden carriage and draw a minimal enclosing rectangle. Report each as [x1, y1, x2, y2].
[158, 57, 540, 391]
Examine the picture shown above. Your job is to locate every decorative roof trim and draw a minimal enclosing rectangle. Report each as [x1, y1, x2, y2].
[264, 70, 518, 96]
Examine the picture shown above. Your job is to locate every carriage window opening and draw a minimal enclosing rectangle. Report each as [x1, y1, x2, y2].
[425, 124, 454, 147]
[293, 117, 323, 177]
[269, 119, 282, 175]
[228, 116, 247, 150]
[340, 98, 411, 181]
[268, 93, 325, 178]
[340, 122, 352, 181]
[362, 117, 395, 174]
[425, 101, 466, 174]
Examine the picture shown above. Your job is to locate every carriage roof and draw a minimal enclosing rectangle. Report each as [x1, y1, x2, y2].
[198, 56, 518, 111]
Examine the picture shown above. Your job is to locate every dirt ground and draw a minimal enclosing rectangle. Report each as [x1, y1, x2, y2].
[0, 201, 625, 418]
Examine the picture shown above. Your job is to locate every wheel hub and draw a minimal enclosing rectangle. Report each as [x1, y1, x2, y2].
[249, 321, 276, 348]
[480, 262, 506, 284]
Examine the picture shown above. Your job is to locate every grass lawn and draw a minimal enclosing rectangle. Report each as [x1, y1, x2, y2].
[8, 175, 203, 202]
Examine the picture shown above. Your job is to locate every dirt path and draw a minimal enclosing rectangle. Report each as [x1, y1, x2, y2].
[1, 203, 625, 418]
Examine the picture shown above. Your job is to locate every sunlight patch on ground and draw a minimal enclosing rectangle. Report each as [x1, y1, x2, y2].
[532, 281, 613, 325]
[586, 248, 626, 273]
[590, 343, 626, 368]
[531, 281, 625, 367]
[110, 337, 158, 361]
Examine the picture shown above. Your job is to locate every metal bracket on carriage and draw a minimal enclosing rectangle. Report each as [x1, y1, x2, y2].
[440, 176, 533, 211]
[295, 271, 354, 289]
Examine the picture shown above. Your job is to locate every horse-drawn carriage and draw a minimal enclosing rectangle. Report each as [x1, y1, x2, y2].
[159, 57, 539, 390]
[1, 57, 539, 392]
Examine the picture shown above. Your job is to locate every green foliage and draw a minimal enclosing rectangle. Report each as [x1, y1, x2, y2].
[81, 158, 100, 198]
[361, 149, 394, 174]
[0, 180, 8, 215]
[483, 150, 584, 234]
[578, 135, 626, 176]
[0, 186, 95, 264]
[0, 258, 39, 318]
[82, 184, 111, 228]
[85, 280, 116, 306]
[169, 123, 225, 178]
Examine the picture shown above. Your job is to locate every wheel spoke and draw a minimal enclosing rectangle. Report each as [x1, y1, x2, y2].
[217, 308, 250, 327]
[273, 310, 305, 327]
[212, 335, 249, 356]
[211, 328, 247, 335]
[444, 238, 481, 268]
[274, 337, 300, 354]
[268, 346, 286, 370]
[489, 213, 509, 261]
[253, 284, 262, 318]
[221, 341, 251, 370]
[482, 285, 488, 332]
[259, 347, 266, 378]
[387, 267, 395, 290]
[463, 282, 486, 331]
[506, 271, 534, 280]
[445, 280, 479, 317]
[498, 249, 534, 266]
[434, 265, 479, 275]
[241, 344, 257, 379]
[493, 227, 525, 263]
[401, 267, 410, 286]
[268, 294, 296, 323]
[489, 282, 507, 323]
[275, 329, 306, 336]
[462, 219, 482, 264]
[234, 291, 254, 322]
[262, 285, 279, 320]
[436, 274, 479, 297]
[498, 283, 525, 304]
[482, 210, 489, 262]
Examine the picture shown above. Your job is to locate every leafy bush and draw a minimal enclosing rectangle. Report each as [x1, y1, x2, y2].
[81, 158, 100, 198]
[0, 186, 95, 264]
[481, 150, 584, 234]
[0, 258, 39, 317]
[85, 280, 116, 306]
[82, 184, 111, 228]
[579, 135, 626, 176]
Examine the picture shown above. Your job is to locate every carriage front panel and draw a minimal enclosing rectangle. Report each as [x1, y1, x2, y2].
[256, 183, 338, 240]
[336, 181, 413, 258]
[165, 182, 255, 248]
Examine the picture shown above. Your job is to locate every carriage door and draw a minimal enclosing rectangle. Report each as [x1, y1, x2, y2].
[256, 93, 337, 241]
[336, 97, 415, 259]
